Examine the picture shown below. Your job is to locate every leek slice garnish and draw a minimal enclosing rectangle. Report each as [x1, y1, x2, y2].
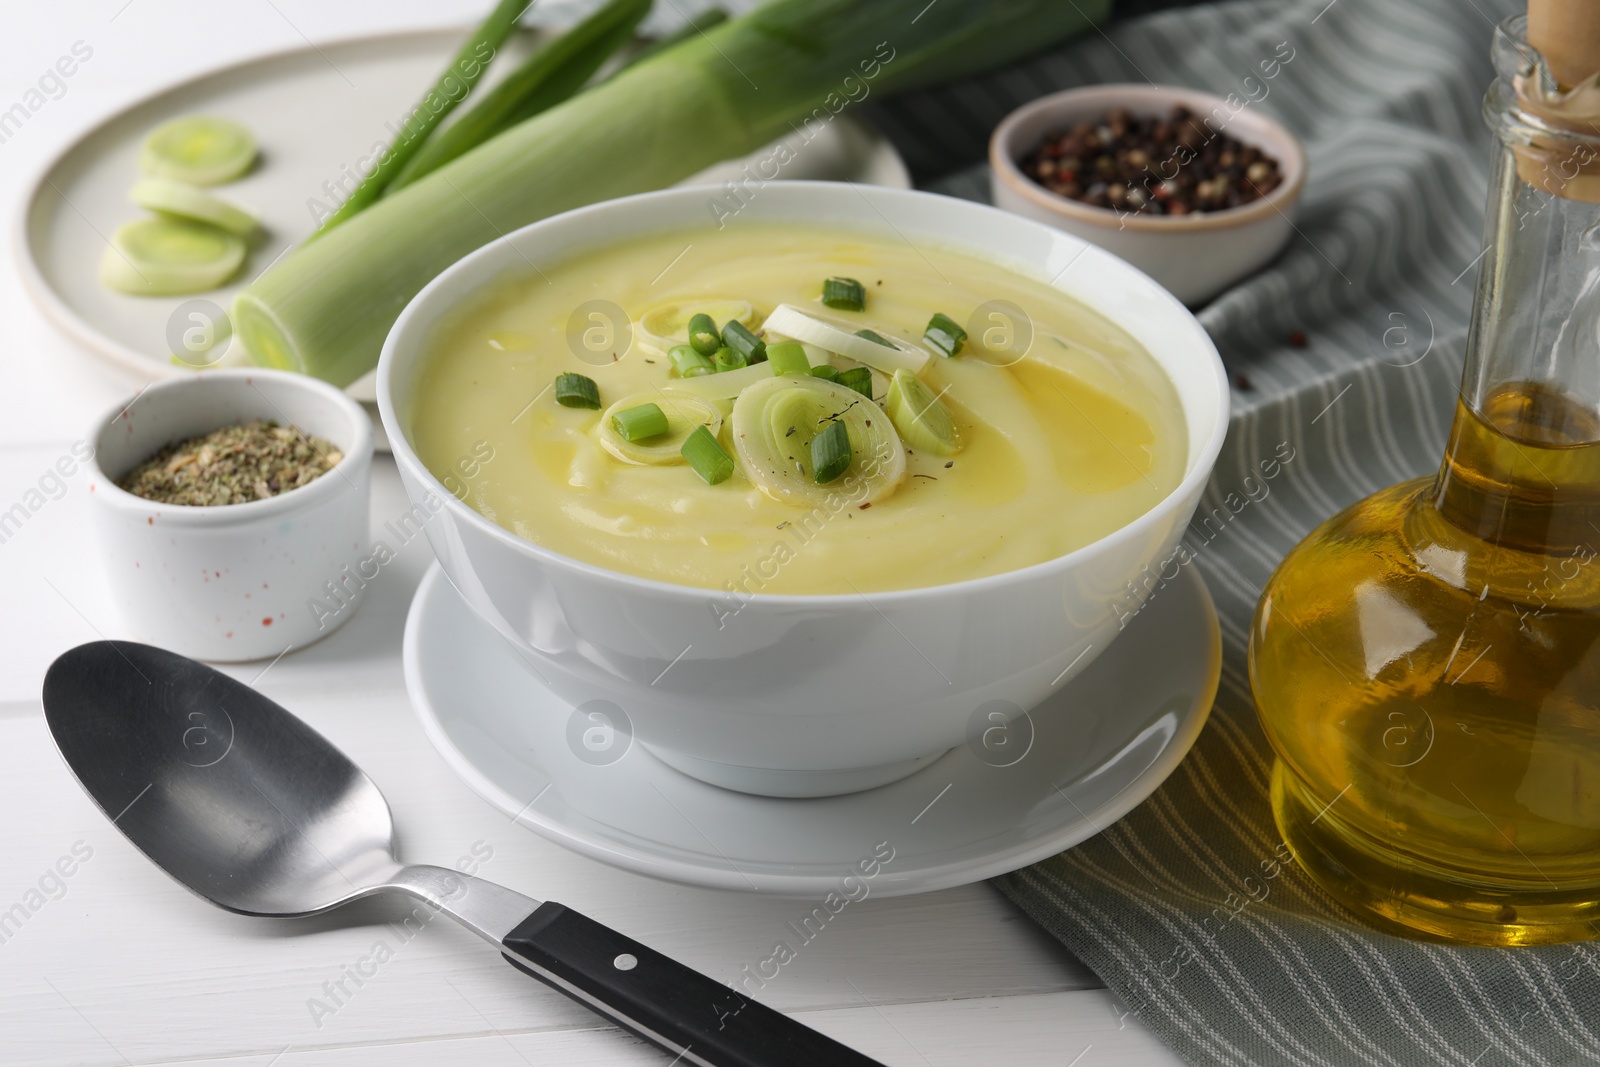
[638, 299, 755, 356]
[599, 392, 722, 465]
[669, 344, 715, 377]
[766, 341, 811, 376]
[761, 305, 930, 375]
[730, 375, 905, 506]
[658, 360, 776, 399]
[884, 368, 962, 456]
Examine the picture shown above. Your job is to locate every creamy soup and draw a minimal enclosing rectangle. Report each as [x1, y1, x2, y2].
[410, 225, 1186, 595]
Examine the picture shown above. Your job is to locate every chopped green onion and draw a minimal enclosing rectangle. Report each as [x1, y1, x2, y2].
[669, 343, 715, 377]
[924, 312, 967, 357]
[554, 372, 601, 409]
[885, 368, 962, 455]
[681, 424, 734, 485]
[639, 299, 753, 356]
[821, 276, 866, 311]
[837, 367, 872, 397]
[714, 346, 748, 372]
[810, 420, 852, 484]
[600, 392, 721, 465]
[722, 320, 767, 363]
[855, 328, 894, 348]
[687, 313, 722, 356]
[767, 341, 810, 376]
[810, 364, 840, 381]
[611, 402, 669, 441]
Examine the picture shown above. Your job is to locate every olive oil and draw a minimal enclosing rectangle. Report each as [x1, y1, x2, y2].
[1249, 15, 1600, 945]
[1252, 384, 1600, 944]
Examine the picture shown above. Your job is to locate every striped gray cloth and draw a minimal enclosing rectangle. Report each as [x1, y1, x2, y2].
[870, 0, 1600, 1064]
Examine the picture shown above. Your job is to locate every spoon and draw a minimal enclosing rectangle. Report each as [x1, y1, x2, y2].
[43, 641, 881, 1067]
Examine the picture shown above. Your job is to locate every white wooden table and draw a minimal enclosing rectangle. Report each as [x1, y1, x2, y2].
[0, 5, 1183, 1063]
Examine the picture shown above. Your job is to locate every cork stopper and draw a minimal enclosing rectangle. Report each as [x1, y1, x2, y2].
[1517, 0, 1600, 201]
[1528, 0, 1600, 89]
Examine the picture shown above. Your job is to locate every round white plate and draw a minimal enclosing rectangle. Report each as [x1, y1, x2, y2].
[16, 26, 910, 409]
[404, 562, 1221, 897]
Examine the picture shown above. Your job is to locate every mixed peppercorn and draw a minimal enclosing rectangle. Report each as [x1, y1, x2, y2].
[1020, 106, 1284, 217]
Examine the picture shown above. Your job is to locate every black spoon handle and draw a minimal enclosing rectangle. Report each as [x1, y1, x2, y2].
[502, 902, 883, 1067]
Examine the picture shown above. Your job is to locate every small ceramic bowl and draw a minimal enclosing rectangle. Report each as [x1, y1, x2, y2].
[379, 182, 1229, 798]
[87, 369, 372, 662]
[990, 84, 1308, 305]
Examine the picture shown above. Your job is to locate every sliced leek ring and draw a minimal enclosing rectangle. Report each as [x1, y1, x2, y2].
[730, 375, 905, 506]
[658, 360, 775, 399]
[131, 177, 258, 235]
[597, 391, 723, 465]
[800, 342, 833, 367]
[761, 304, 930, 375]
[638, 299, 755, 355]
[140, 116, 257, 186]
[884, 368, 963, 456]
[100, 217, 246, 296]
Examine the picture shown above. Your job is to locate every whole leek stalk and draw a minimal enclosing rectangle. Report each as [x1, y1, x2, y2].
[235, 0, 1113, 387]
[310, 0, 531, 237]
[618, 7, 727, 69]
[386, 0, 653, 192]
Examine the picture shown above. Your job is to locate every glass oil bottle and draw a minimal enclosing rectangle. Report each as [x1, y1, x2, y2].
[1249, 15, 1600, 945]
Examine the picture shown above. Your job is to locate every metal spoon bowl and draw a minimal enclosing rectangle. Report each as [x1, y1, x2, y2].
[45, 641, 879, 1067]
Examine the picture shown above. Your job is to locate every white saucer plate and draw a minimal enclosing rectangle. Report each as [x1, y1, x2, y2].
[404, 562, 1221, 898]
[16, 26, 909, 412]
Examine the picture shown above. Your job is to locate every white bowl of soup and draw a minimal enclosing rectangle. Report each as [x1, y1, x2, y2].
[378, 182, 1228, 798]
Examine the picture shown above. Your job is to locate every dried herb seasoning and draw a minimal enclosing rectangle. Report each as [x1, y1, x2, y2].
[117, 419, 343, 506]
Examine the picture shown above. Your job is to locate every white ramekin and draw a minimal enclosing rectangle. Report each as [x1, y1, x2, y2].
[87, 368, 372, 662]
[990, 83, 1308, 306]
[379, 182, 1229, 797]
